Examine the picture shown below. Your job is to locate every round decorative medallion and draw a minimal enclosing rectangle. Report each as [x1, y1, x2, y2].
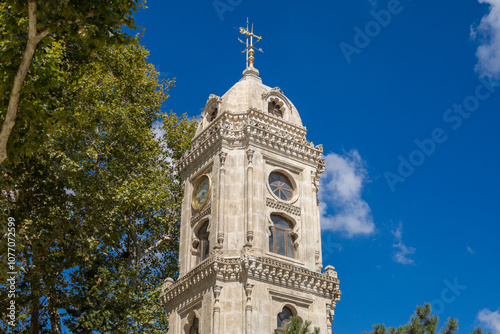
[192, 174, 211, 210]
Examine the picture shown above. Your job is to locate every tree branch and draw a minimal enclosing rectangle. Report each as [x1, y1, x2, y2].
[142, 234, 172, 260]
[0, 0, 49, 165]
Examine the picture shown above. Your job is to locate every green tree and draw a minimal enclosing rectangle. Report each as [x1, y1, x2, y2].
[0, 38, 197, 332]
[365, 303, 491, 334]
[0, 0, 146, 165]
[274, 316, 321, 334]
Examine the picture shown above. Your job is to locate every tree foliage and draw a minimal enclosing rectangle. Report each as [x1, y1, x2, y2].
[274, 316, 320, 334]
[0, 0, 147, 165]
[365, 303, 491, 334]
[0, 35, 197, 332]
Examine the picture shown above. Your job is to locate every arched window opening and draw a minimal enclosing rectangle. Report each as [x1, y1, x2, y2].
[268, 101, 283, 118]
[276, 306, 294, 330]
[269, 172, 294, 201]
[197, 222, 209, 264]
[269, 215, 295, 259]
[207, 107, 218, 122]
[189, 317, 199, 334]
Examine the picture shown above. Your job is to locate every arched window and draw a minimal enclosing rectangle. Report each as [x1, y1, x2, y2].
[269, 215, 295, 258]
[268, 101, 283, 118]
[189, 317, 199, 334]
[207, 107, 218, 122]
[197, 222, 209, 264]
[269, 172, 294, 201]
[276, 306, 293, 330]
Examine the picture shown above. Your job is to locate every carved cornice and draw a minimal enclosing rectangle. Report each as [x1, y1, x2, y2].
[160, 256, 240, 307]
[160, 255, 341, 308]
[242, 255, 341, 301]
[266, 197, 301, 216]
[190, 203, 211, 227]
[176, 109, 323, 174]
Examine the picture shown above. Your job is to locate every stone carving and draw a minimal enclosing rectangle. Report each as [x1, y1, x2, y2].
[213, 285, 222, 302]
[261, 87, 293, 111]
[161, 255, 341, 306]
[266, 197, 301, 216]
[176, 109, 322, 175]
[246, 149, 254, 164]
[244, 283, 254, 312]
[190, 203, 211, 227]
[324, 265, 338, 279]
[219, 151, 227, 167]
[213, 284, 223, 313]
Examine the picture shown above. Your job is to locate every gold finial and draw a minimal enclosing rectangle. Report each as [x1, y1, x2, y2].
[238, 19, 263, 68]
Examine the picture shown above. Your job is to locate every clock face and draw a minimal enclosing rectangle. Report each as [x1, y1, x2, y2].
[192, 174, 211, 210]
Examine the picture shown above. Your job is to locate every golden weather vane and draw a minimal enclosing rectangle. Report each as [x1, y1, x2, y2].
[237, 18, 263, 68]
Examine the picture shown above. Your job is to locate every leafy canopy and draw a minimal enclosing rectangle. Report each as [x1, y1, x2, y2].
[0, 37, 197, 333]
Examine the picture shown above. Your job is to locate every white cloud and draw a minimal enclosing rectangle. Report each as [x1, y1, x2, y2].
[477, 308, 500, 334]
[153, 120, 166, 140]
[471, 0, 500, 79]
[152, 120, 173, 165]
[467, 246, 475, 254]
[391, 222, 416, 265]
[319, 150, 375, 237]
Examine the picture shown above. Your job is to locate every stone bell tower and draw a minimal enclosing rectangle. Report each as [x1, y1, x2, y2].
[160, 23, 341, 334]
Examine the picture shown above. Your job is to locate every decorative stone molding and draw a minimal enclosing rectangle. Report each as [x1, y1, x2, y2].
[213, 285, 222, 302]
[246, 149, 254, 163]
[261, 87, 293, 111]
[244, 283, 254, 334]
[312, 158, 325, 188]
[241, 255, 341, 300]
[164, 277, 174, 289]
[213, 284, 222, 313]
[217, 151, 228, 248]
[205, 96, 221, 123]
[315, 251, 322, 272]
[203, 95, 221, 117]
[324, 265, 338, 279]
[161, 257, 240, 306]
[246, 148, 255, 246]
[219, 151, 227, 167]
[177, 134, 220, 176]
[266, 197, 301, 216]
[244, 283, 254, 303]
[190, 203, 211, 227]
[268, 289, 313, 308]
[176, 109, 323, 175]
[161, 255, 341, 307]
[205, 94, 221, 108]
[326, 301, 337, 326]
[177, 292, 204, 317]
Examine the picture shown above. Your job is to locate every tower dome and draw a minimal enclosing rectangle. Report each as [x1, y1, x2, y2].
[196, 68, 303, 137]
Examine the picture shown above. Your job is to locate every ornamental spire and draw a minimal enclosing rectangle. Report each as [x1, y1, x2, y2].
[238, 18, 263, 69]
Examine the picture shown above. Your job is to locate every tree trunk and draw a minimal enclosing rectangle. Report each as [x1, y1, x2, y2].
[28, 272, 41, 334]
[28, 297, 40, 334]
[0, 0, 48, 165]
[48, 295, 62, 334]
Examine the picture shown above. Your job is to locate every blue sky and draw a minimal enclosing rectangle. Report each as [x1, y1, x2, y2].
[134, 0, 500, 333]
